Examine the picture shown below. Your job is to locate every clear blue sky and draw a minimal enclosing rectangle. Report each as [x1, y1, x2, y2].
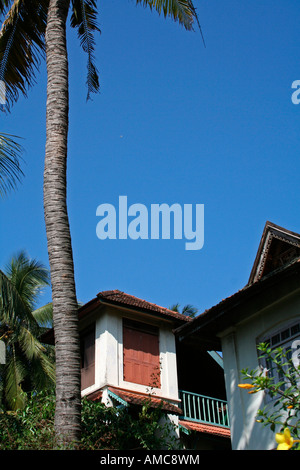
[1, 0, 300, 315]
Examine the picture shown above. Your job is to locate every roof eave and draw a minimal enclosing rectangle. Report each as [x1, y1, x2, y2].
[175, 259, 300, 347]
[96, 295, 191, 327]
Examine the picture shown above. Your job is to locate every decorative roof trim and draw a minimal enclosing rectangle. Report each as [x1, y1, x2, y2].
[248, 221, 300, 285]
[107, 389, 129, 408]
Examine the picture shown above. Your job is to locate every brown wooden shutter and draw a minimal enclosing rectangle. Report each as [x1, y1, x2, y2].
[123, 319, 161, 388]
[80, 325, 95, 390]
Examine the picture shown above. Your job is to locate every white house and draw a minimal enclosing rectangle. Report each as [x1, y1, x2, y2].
[176, 221, 300, 450]
[43, 289, 231, 449]
[79, 290, 184, 409]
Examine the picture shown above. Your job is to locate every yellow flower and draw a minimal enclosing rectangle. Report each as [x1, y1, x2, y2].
[238, 383, 254, 389]
[275, 428, 294, 450]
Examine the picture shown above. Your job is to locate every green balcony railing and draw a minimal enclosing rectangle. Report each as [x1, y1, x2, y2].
[179, 390, 230, 428]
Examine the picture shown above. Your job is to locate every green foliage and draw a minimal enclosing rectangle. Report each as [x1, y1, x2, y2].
[0, 132, 24, 197]
[0, 252, 55, 411]
[0, 391, 180, 450]
[0, 390, 56, 449]
[240, 342, 300, 449]
[170, 303, 198, 318]
[0, 0, 202, 108]
[79, 396, 179, 450]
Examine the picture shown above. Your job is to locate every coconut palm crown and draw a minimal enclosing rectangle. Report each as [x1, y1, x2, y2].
[0, 0, 203, 107]
[0, 251, 55, 411]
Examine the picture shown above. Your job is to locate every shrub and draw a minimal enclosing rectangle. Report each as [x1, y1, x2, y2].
[0, 391, 179, 450]
[0, 390, 56, 449]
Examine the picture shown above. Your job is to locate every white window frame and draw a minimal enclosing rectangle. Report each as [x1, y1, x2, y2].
[257, 319, 300, 402]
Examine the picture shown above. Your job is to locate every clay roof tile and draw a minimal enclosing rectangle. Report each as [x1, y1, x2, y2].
[97, 289, 192, 323]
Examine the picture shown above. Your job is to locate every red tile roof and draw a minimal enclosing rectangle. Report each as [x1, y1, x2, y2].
[179, 420, 231, 438]
[42, 289, 191, 345]
[97, 289, 192, 323]
[87, 386, 182, 414]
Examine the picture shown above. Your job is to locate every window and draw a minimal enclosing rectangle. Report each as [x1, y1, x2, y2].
[80, 325, 95, 390]
[123, 319, 161, 388]
[258, 319, 300, 397]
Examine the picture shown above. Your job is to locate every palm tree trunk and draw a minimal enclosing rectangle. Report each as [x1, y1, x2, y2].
[44, 0, 81, 446]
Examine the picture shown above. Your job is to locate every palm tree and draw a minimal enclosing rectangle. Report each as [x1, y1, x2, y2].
[0, 132, 23, 197]
[0, 251, 55, 411]
[170, 302, 198, 318]
[0, 0, 203, 445]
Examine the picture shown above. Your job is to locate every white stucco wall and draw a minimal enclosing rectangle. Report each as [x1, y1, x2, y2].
[81, 306, 180, 404]
[220, 289, 300, 450]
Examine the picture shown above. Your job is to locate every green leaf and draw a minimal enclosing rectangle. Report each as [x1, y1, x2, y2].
[0, 0, 49, 108]
[135, 0, 205, 45]
[70, 0, 100, 100]
[0, 252, 54, 411]
[0, 132, 24, 197]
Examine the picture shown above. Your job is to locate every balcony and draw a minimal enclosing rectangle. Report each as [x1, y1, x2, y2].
[179, 390, 230, 428]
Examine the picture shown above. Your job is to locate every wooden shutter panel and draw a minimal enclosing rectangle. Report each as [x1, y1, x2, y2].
[123, 319, 161, 388]
[81, 325, 95, 390]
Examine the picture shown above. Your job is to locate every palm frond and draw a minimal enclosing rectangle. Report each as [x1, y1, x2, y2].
[0, 1, 12, 16]
[0, 268, 31, 327]
[5, 345, 27, 410]
[0, 251, 55, 410]
[0, 252, 50, 336]
[181, 303, 198, 317]
[5, 250, 50, 312]
[136, 0, 205, 44]
[32, 302, 53, 328]
[31, 348, 55, 386]
[19, 325, 56, 386]
[169, 303, 180, 312]
[70, 0, 100, 100]
[19, 325, 45, 360]
[170, 302, 198, 317]
[0, 0, 49, 108]
[0, 132, 24, 197]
